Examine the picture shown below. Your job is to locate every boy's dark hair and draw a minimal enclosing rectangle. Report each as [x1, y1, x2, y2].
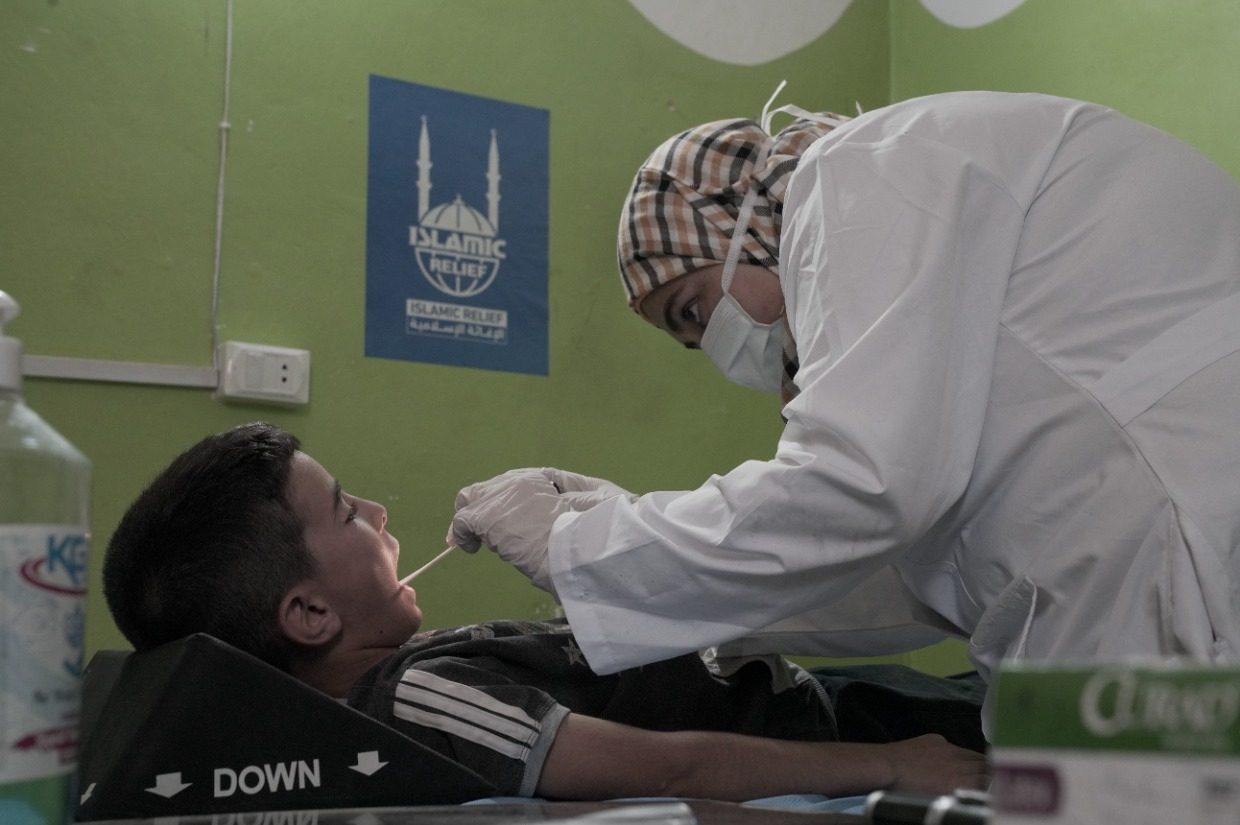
[103, 422, 317, 670]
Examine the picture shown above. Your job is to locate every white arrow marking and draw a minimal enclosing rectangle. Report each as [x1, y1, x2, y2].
[349, 750, 388, 776]
[80, 782, 96, 804]
[146, 772, 192, 798]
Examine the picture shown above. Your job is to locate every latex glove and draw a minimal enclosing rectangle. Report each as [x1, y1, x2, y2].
[447, 468, 635, 592]
[537, 468, 636, 507]
[447, 467, 564, 553]
[450, 467, 635, 541]
[454, 467, 634, 500]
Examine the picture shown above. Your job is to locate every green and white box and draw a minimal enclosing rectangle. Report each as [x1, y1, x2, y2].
[991, 662, 1240, 825]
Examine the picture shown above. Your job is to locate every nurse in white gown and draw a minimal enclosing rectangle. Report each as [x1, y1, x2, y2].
[451, 92, 1240, 727]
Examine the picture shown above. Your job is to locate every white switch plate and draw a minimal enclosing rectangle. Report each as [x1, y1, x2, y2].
[217, 341, 310, 406]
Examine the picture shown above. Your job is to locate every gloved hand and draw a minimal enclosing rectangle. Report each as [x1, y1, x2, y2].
[538, 468, 636, 506]
[447, 468, 635, 592]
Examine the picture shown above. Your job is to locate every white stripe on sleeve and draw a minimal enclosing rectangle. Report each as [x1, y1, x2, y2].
[394, 669, 540, 760]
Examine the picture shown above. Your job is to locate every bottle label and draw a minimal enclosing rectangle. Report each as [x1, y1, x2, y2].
[0, 525, 88, 783]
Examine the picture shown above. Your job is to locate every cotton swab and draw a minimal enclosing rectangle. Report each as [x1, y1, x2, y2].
[398, 545, 458, 586]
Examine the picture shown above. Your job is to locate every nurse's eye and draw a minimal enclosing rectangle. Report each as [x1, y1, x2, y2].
[344, 501, 358, 523]
[682, 300, 702, 327]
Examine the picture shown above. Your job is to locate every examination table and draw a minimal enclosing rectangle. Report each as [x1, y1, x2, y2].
[77, 635, 866, 824]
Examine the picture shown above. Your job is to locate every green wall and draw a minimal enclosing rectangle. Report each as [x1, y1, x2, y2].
[4, 0, 1237, 677]
[890, 0, 1240, 181]
[0, 0, 888, 656]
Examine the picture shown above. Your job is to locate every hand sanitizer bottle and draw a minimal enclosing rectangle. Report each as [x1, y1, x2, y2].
[0, 292, 92, 825]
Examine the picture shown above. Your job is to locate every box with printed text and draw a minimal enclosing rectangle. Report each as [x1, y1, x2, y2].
[990, 661, 1240, 824]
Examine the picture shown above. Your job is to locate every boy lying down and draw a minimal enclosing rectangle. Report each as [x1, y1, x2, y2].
[102, 423, 987, 802]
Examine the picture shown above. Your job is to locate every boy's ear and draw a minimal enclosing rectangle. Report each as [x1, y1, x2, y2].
[278, 582, 341, 648]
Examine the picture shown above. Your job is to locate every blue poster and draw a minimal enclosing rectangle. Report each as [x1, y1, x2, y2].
[366, 75, 549, 375]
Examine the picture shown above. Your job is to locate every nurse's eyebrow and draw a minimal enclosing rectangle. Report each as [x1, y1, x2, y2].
[331, 479, 343, 514]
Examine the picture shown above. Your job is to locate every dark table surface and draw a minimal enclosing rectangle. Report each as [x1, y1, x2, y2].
[86, 799, 862, 825]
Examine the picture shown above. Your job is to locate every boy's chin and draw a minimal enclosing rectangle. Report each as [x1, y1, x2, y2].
[407, 606, 424, 635]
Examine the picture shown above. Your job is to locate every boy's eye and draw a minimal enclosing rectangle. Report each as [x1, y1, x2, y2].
[345, 501, 358, 523]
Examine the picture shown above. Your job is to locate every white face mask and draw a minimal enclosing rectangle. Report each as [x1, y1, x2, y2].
[701, 289, 785, 393]
[700, 187, 785, 394]
[697, 81, 846, 395]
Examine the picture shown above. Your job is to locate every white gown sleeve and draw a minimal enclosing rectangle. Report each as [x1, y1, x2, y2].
[552, 127, 1028, 675]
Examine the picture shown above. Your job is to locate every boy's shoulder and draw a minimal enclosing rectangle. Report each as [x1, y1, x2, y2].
[408, 618, 571, 650]
[350, 617, 579, 700]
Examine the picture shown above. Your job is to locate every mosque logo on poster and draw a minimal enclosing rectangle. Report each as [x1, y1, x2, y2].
[409, 118, 507, 300]
[404, 118, 510, 346]
[366, 76, 548, 375]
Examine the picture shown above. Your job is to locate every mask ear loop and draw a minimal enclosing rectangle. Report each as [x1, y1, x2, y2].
[720, 80, 786, 297]
[760, 79, 851, 134]
[757, 81, 824, 398]
[758, 79, 789, 133]
[724, 80, 847, 298]
[763, 103, 851, 133]
[720, 186, 760, 296]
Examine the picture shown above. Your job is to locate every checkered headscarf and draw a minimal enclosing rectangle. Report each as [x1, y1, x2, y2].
[617, 114, 846, 402]
[617, 115, 844, 309]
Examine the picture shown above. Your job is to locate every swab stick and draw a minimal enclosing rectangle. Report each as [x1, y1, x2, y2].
[398, 545, 458, 585]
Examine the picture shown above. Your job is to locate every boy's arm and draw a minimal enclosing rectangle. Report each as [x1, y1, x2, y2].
[536, 713, 987, 801]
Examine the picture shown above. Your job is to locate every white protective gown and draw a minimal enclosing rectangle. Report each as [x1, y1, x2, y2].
[550, 92, 1240, 714]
